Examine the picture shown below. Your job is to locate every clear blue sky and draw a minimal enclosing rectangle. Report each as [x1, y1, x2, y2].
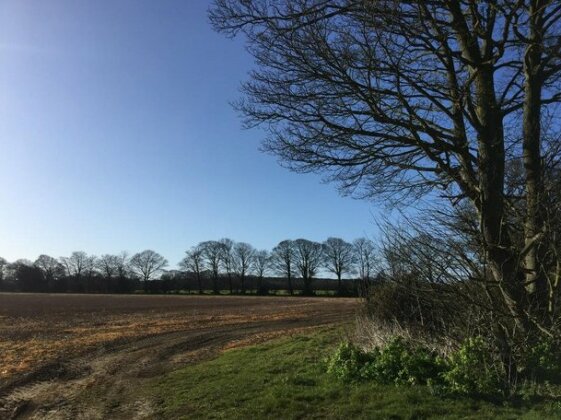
[0, 0, 382, 266]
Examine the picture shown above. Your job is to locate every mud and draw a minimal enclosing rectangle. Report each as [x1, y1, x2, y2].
[0, 293, 357, 419]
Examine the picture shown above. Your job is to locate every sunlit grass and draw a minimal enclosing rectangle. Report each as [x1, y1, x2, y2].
[151, 328, 561, 419]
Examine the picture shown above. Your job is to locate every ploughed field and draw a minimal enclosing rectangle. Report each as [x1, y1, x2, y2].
[0, 293, 357, 419]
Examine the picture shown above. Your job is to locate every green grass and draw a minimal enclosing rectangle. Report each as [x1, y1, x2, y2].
[150, 328, 561, 419]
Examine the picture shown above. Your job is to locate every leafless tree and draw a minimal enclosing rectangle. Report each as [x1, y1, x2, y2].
[323, 237, 355, 294]
[200, 240, 224, 294]
[180, 245, 205, 294]
[220, 238, 235, 293]
[233, 242, 255, 293]
[114, 252, 131, 281]
[60, 251, 90, 279]
[252, 249, 271, 294]
[130, 250, 168, 292]
[210, 0, 561, 356]
[294, 239, 323, 295]
[85, 255, 98, 276]
[353, 238, 378, 297]
[271, 240, 296, 295]
[97, 254, 121, 280]
[34, 255, 64, 286]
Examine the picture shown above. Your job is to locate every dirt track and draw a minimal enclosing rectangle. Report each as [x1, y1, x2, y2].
[0, 293, 357, 419]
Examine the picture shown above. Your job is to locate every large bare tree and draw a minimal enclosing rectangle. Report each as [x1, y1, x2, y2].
[233, 241, 255, 293]
[323, 237, 355, 294]
[115, 252, 131, 282]
[252, 249, 271, 294]
[211, 0, 561, 346]
[271, 240, 296, 295]
[220, 238, 235, 293]
[96, 253, 131, 291]
[294, 239, 324, 295]
[200, 240, 225, 294]
[34, 255, 64, 286]
[97, 254, 121, 280]
[60, 251, 91, 280]
[180, 245, 205, 294]
[130, 250, 168, 292]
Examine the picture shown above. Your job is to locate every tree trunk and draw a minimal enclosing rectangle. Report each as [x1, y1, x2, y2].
[213, 272, 219, 294]
[337, 274, 342, 295]
[287, 272, 293, 295]
[522, 2, 546, 308]
[303, 275, 313, 296]
[475, 68, 529, 336]
[197, 272, 203, 294]
[258, 275, 265, 295]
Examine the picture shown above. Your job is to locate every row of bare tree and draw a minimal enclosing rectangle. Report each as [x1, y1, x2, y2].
[0, 251, 166, 294]
[181, 237, 377, 295]
[0, 237, 378, 295]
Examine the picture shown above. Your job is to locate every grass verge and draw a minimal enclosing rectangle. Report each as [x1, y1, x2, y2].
[150, 328, 561, 419]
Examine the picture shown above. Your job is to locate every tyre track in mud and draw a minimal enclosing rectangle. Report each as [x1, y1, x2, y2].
[0, 301, 356, 419]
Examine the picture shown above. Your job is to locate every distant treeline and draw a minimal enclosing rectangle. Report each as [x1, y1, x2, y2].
[0, 237, 379, 296]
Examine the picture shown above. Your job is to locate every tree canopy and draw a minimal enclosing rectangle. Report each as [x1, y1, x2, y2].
[211, 0, 561, 377]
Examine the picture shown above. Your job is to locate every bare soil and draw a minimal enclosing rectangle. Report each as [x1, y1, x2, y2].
[0, 293, 357, 419]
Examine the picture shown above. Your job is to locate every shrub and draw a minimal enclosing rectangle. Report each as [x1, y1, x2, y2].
[326, 338, 444, 386]
[441, 336, 502, 396]
[327, 331, 561, 399]
[327, 336, 506, 397]
[361, 337, 444, 386]
[525, 337, 561, 383]
[360, 338, 409, 383]
[397, 344, 446, 386]
[326, 342, 376, 382]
